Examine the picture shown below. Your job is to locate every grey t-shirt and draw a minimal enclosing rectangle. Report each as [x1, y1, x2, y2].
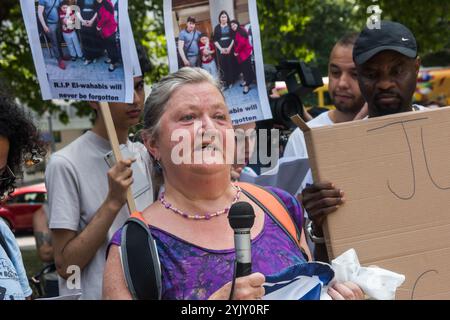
[179, 29, 201, 57]
[45, 131, 154, 299]
[38, 0, 62, 24]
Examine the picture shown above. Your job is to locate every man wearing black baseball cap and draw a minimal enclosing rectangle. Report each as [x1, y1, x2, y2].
[301, 21, 426, 262]
[353, 20, 422, 117]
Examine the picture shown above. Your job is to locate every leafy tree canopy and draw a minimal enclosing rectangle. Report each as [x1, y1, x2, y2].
[0, 0, 448, 122]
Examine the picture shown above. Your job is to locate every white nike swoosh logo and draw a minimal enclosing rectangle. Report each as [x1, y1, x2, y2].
[402, 38, 409, 41]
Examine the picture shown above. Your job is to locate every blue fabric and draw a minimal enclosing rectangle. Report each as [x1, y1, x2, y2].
[83, 0, 95, 7]
[299, 284, 323, 300]
[38, 0, 62, 24]
[0, 219, 32, 300]
[264, 262, 334, 300]
[221, 25, 230, 36]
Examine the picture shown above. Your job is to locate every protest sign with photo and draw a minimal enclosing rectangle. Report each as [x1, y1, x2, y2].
[20, 0, 136, 102]
[164, 0, 272, 126]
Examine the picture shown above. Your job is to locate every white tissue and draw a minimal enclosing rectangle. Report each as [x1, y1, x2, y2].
[322, 248, 405, 300]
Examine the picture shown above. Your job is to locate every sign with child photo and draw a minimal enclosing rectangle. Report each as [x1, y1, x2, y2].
[163, 0, 272, 125]
[20, 0, 137, 103]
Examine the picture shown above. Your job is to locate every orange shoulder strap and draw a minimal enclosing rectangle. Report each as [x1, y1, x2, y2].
[129, 211, 146, 223]
[237, 182, 301, 247]
[237, 182, 312, 261]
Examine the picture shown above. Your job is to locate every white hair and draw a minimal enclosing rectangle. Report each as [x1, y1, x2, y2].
[143, 67, 223, 138]
[143, 67, 223, 183]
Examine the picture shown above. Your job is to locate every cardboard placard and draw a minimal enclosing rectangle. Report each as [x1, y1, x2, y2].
[294, 107, 450, 299]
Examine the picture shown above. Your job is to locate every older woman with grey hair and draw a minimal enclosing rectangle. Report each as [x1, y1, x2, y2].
[103, 67, 364, 300]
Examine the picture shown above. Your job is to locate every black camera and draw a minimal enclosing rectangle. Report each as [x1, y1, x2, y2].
[247, 61, 323, 174]
[265, 60, 323, 128]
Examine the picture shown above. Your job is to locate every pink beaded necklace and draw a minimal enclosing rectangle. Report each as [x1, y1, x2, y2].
[159, 184, 242, 220]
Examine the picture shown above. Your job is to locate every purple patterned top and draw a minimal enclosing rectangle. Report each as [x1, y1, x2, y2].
[109, 187, 307, 300]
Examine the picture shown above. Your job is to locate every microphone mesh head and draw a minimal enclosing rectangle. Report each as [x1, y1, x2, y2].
[228, 202, 255, 229]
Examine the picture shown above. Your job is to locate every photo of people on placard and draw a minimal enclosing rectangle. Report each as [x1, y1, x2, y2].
[37, 0, 123, 77]
[167, 0, 270, 125]
[172, 0, 257, 96]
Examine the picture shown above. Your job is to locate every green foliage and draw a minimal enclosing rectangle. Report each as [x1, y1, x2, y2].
[128, 0, 168, 82]
[355, 0, 450, 57]
[0, 3, 56, 116]
[257, 0, 449, 73]
[257, 0, 362, 74]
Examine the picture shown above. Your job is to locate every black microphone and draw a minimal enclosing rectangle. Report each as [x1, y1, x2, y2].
[228, 202, 255, 277]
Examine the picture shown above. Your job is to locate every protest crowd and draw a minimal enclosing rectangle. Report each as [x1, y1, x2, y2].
[1, 0, 449, 302]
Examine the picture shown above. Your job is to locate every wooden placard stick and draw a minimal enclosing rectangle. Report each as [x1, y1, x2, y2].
[99, 101, 137, 214]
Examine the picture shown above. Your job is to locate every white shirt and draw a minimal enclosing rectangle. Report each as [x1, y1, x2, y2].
[284, 111, 334, 159]
[284, 111, 334, 196]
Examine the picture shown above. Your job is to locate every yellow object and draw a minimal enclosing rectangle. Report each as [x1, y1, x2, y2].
[414, 67, 450, 107]
[312, 77, 334, 110]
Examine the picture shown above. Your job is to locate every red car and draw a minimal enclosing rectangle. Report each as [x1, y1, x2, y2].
[0, 183, 46, 232]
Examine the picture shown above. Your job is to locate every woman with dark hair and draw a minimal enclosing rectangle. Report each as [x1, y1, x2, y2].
[230, 20, 255, 94]
[213, 10, 237, 89]
[93, 0, 119, 72]
[76, 0, 103, 65]
[0, 98, 46, 200]
[0, 91, 46, 300]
